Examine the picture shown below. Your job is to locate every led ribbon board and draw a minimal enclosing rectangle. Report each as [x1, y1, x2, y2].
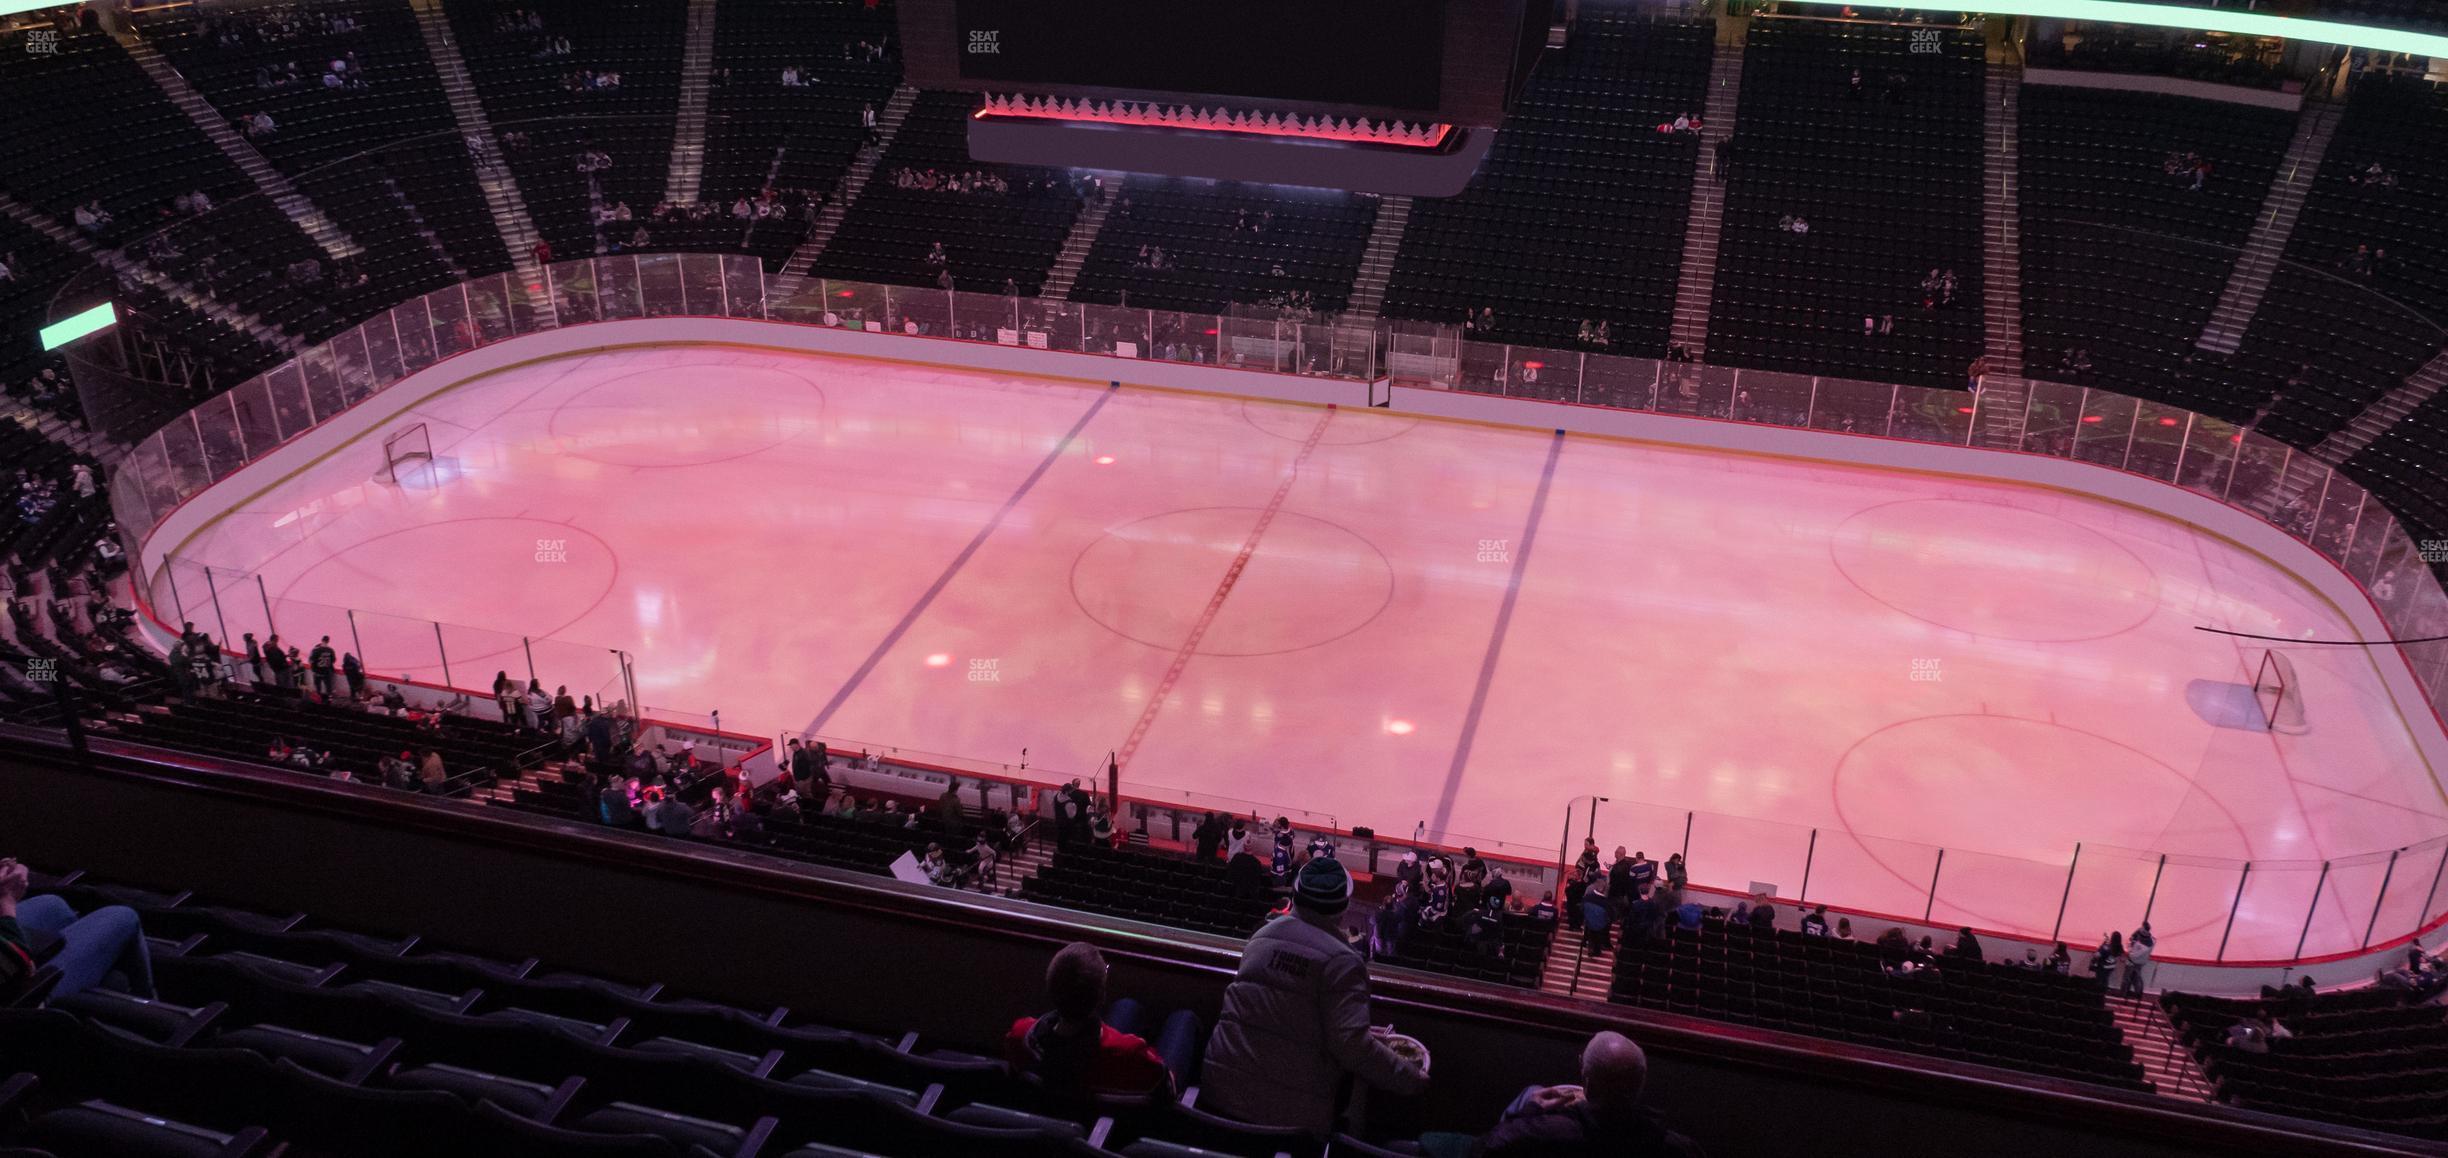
[39, 302, 117, 351]
[1784, 1, 2448, 58]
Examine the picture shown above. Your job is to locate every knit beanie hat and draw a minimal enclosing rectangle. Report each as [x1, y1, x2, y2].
[1295, 857, 1352, 916]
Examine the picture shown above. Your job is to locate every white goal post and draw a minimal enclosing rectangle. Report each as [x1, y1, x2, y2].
[375, 422, 433, 485]
[2254, 649, 2307, 734]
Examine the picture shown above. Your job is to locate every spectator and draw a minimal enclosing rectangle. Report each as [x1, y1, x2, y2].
[379, 750, 416, 792]
[1192, 811, 1226, 862]
[1799, 905, 1830, 937]
[1745, 894, 1776, 933]
[1480, 1031, 1703, 1157]
[599, 777, 639, 827]
[2091, 931, 2124, 986]
[2225, 1010, 2291, 1054]
[1580, 870, 1613, 955]
[1203, 856, 1428, 1133]
[341, 651, 365, 700]
[2045, 941, 2072, 976]
[1834, 917, 1854, 941]
[417, 748, 446, 793]
[2121, 922, 2154, 996]
[1661, 853, 1687, 894]
[1005, 942, 1197, 1098]
[0, 857, 156, 1002]
[1948, 926, 1982, 962]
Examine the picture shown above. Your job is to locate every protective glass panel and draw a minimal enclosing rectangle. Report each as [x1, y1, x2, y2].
[1735, 370, 1813, 427]
[680, 252, 728, 316]
[265, 363, 314, 443]
[639, 252, 686, 317]
[2071, 390, 2139, 469]
[2021, 379, 2084, 457]
[1582, 354, 1660, 412]
[1808, 377, 1895, 436]
[1893, 384, 1974, 445]
[1928, 846, 2074, 942]
[598, 257, 645, 321]
[226, 378, 279, 463]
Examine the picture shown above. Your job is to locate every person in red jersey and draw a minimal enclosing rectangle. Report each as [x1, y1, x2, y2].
[1006, 942, 1198, 1099]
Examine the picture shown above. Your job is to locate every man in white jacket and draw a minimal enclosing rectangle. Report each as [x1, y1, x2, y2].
[1202, 857, 1429, 1134]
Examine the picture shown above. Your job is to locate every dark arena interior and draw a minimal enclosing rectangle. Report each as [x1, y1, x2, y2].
[11, 0, 2448, 1154]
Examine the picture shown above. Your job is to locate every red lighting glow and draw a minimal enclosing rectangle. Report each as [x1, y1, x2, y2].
[2158, 417, 2180, 426]
[1521, 361, 1545, 370]
[837, 290, 855, 298]
[977, 103, 1454, 148]
[1955, 406, 1975, 414]
[2081, 415, 2105, 423]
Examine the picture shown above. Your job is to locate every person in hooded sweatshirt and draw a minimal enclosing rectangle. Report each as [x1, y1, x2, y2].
[1203, 856, 1428, 1134]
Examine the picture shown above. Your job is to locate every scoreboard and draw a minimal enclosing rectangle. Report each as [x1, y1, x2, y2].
[948, 0, 1448, 112]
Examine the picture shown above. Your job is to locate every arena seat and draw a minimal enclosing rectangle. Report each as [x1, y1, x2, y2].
[1380, 11, 1711, 354]
[1706, 20, 1986, 389]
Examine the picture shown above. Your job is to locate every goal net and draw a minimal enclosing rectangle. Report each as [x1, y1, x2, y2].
[375, 422, 434, 485]
[2254, 649, 2307, 734]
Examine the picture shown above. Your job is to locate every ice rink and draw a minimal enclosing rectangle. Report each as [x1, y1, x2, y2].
[169, 344, 2448, 958]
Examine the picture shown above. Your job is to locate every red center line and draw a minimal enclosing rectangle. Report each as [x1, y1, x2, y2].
[1114, 406, 1337, 772]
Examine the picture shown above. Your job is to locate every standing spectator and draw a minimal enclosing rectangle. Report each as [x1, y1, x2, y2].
[0, 858, 155, 1002]
[1580, 870, 1614, 955]
[1627, 851, 1657, 898]
[341, 651, 366, 701]
[418, 748, 447, 793]
[1203, 857, 1428, 1133]
[1662, 852, 1687, 894]
[1269, 816, 1296, 884]
[524, 680, 550, 731]
[1479, 1031, 1702, 1157]
[1005, 942, 1198, 1098]
[262, 635, 291, 690]
[2091, 931, 2125, 987]
[242, 632, 265, 685]
[307, 636, 337, 698]
[2122, 922, 2154, 997]
[599, 777, 639, 828]
[494, 671, 520, 722]
[1193, 812, 1226, 863]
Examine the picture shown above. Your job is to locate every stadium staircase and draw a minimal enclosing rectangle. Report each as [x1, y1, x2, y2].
[0, 190, 295, 354]
[1340, 195, 1413, 321]
[1538, 926, 1596, 999]
[2197, 103, 2343, 355]
[1667, 37, 1742, 359]
[1040, 177, 1124, 302]
[2108, 995, 2214, 1102]
[663, 0, 720, 207]
[2320, 345, 2448, 463]
[108, 29, 362, 264]
[407, 0, 555, 328]
[1981, 67, 2025, 376]
[769, 84, 920, 302]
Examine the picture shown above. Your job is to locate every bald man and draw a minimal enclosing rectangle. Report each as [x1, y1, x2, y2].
[1480, 1031, 1703, 1156]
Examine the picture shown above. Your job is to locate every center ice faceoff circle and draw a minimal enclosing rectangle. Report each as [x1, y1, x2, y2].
[1069, 507, 1396, 656]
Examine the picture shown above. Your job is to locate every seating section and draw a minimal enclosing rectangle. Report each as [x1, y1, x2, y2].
[2347, 386, 2448, 558]
[113, 690, 543, 797]
[2018, 85, 2295, 416]
[1380, 13, 1711, 353]
[0, 26, 345, 346]
[1379, 906, 1553, 991]
[816, 91, 1083, 296]
[1020, 844, 1274, 939]
[2292, 76, 2448, 325]
[1609, 920, 2148, 1091]
[699, 0, 902, 267]
[1706, 20, 1986, 389]
[1, 864, 1324, 1158]
[496, 764, 956, 880]
[2227, 269, 2443, 448]
[447, 0, 686, 259]
[133, 0, 514, 284]
[2166, 987, 2448, 1141]
[1070, 180, 1380, 315]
